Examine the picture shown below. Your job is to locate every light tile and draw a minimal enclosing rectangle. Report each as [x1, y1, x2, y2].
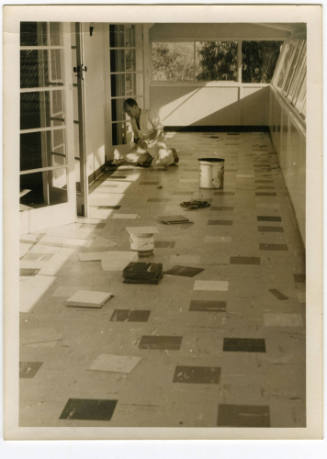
[112, 213, 139, 219]
[264, 313, 303, 327]
[66, 290, 113, 308]
[88, 354, 141, 373]
[193, 280, 229, 292]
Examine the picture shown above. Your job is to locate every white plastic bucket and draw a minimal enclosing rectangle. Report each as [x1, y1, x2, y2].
[126, 226, 158, 257]
[198, 158, 224, 189]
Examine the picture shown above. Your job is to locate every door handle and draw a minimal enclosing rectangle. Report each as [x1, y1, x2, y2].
[73, 65, 88, 81]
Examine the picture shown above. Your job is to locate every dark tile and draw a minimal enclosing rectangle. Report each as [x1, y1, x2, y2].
[148, 198, 170, 202]
[294, 273, 306, 283]
[208, 220, 233, 226]
[217, 404, 270, 427]
[260, 243, 288, 251]
[189, 300, 226, 312]
[257, 216, 282, 222]
[154, 240, 175, 248]
[173, 365, 221, 384]
[110, 309, 130, 322]
[230, 256, 261, 265]
[165, 265, 204, 277]
[211, 206, 234, 211]
[255, 192, 277, 196]
[96, 205, 121, 210]
[128, 310, 151, 322]
[214, 191, 235, 195]
[269, 288, 288, 300]
[19, 361, 43, 378]
[139, 335, 182, 350]
[223, 338, 266, 352]
[20, 268, 40, 276]
[258, 226, 284, 232]
[59, 398, 117, 421]
[109, 175, 127, 179]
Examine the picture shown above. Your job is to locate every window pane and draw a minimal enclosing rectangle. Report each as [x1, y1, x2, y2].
[111, 99, 125, 122]
[110, 24, 125, 47]
[152, 42, 195, 81]
[112, 122, 126, 145]
[20, 91, 65, 130]
[49, 22, 62, 46]
[20, 130, 66, 171]
[20, 22, 47, 46]
[21, 50, 64, 88]
[110, 49, 125, 72]
[126, 49, 136, 72]
[125, 25, 135, 47]
[125, 73, 136, 96]
[195, 41, 238, 81]
[20, 169, 68, 209]
[111, 74, 125, 96]
[242, 41, 282, 83]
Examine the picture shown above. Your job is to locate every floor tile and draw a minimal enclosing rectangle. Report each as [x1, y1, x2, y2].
[66, 290, 113, 308]
[189, 300, 226, 312]
[269, 288, 288, 300]
[154, 241, 175, 248]
[20, 268, 40, 276]
[260, 243, 288, 251]
[257, 216, 282, 222]
[208, 220, 233, 226]
[230, 256, 260, 265]
[258, 226, 284, 232]
[194, 280, 229, 292]
[165, 265, 204, 277]
[204, 236, 232, 244]
[217, 404, 270, 427]
[139, 336, 182, 350]
[59, 398, 117, 421]
[173, 366, 221, 384]
[223, 338, 266, 352]
[20, 362, 43, 378]
[112, 213, 139, 219]
[88, 354, 141, 373]
[264, 313, 303, 327]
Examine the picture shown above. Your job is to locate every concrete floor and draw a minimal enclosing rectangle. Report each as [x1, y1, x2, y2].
[19, 131, 306, 428]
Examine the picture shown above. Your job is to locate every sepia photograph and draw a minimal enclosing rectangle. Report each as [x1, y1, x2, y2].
[2, 3, 323, 443]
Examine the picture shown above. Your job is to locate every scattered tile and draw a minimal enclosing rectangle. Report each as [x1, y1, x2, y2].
[173, 366, 221, 384]
[264, 313, 303, 327]
[230, 256, 260, 265]
[165, 265, 204, 277]
[19, 361, 43, 378]
[258, 226, 284, 232]
[112, 213, 139, 219]
[21, 327, 62, 345]
[194, 280, 229, 292]
[259, 243, 288, 251]
[208, 220, 233, 226]
[59, 398, 117, 421]
[257, 216, 282, 222]
[101, 251, 138, 271]
[189, 300, 226, 312]
[88, 354, 141, 373]
[154, 241, 175, 248]
[20, 268, 40, 276]
[223, 338, 266, 352]
[159, 215, 193, 225]
[269, 289, 288, 300]
[110, 309, 150, 322]
[139, 336, 182, 350]
[294, 273, 306, 283]
[78, 252, 104, 262]
[66, 290, 113, 308]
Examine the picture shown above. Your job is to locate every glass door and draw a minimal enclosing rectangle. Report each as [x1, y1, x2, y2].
[20, 22, 76, 233]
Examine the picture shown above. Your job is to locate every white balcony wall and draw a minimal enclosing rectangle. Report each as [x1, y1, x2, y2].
[269, 86, 306, 244]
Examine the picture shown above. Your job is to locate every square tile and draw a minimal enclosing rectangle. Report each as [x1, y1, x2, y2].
[88, 354, 141, 373]
[19, 361, 43, 378]
[59, 398, 117, 421]
[218, 404, 270, 427]
[208, 220, 233, 226]
[223, 338, 266, 352]
[194, 280, 229, 292]
[230, 256, 260, 265]
[173, 366, 221, 384]
[258, 226, 283, 232]
[257, 216, 282, 222]
[165, 265, 204, 277]
[66, 290, 113, 308]
[264, 313, 303, 327]
[139, 336, 182, 350]
[189, 300, 226, 312]
[154, 241, 175, 248]
[110, 309, 130, 321]
[112, 213, 139, 219]
[259, 243, 288, 251]
[128, 310, 151, 322]
[269, 289, 288, 300]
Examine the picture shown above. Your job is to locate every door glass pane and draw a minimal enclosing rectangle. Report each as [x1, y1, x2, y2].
[20, 22, 47, 46]
[49, 22, 62, 46]
[111, 99, 125, 122]
[20, 169, 68, 209]
[20, 130, 66, 171]
[125, 73, 136, 96]
[109, 25, 124, 47]
[125, 25, 135, 47]
[110, 49, 125, 72]
[110, 75, 125, 96]
[126, 49, 136, 72]
[20, 49, 64, 88]
[20, 90, 65, 130]
[112, 122, 126, 145]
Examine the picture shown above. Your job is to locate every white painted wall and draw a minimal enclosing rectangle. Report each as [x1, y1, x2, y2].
[150, 84, 269, 126]
[269, 86, 306, 245]
[82, 23, 109, 176]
